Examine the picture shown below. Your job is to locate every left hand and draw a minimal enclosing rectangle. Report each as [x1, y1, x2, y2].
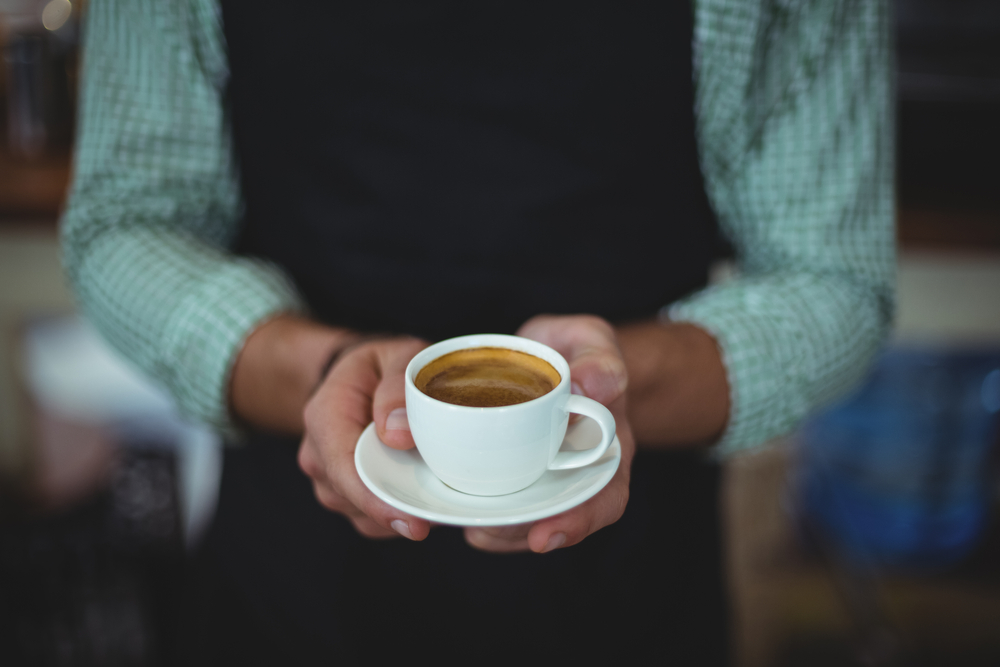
[298, 336, 433, 540]
[464, 314, 635, 553]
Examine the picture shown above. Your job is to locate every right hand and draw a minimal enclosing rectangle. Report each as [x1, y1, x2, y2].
[463, 315, 634, 553]
[297, 337, 434, 540]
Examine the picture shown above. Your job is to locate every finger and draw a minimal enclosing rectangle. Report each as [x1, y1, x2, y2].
[310, 433, 430, 540]
[310, 478, 361, 518]
[372, 338, 427, 450]
[517, 315, 627, 405]
[568, 345, 628, 406]
[463, 523, 529, 546]
[524, 393, 634, 553]
[304, 345, 382, 469]
[300, 443, 367, 519]
[297, 436, 324, 482]
[308, 477, 399, 539]
[464, 526, 531, 553]
[326, 449, 430, 540]
[517, 314, 615, 357]
[305, 349, 432, 540]
[526, 475, 630, 553]
[474, 524, 531, 542]
[465, 390, 635, 555]
[351, 516, 403, 539]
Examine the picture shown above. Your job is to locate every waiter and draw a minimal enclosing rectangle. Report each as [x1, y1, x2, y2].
[62, 1, 895, 664]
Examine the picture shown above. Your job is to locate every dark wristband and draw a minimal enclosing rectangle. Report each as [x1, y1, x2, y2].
[314, 334, 388, 392]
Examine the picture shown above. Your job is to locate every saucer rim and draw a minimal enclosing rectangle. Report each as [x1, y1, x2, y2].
[354, 423, 621, 527]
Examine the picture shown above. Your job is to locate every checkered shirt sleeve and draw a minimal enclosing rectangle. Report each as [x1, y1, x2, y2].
[60, 0, 305, 431]
[673, 0, 895, 454]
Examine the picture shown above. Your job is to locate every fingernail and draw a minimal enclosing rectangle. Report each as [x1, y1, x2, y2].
[391, 519, 414, 540]
[541, 532, 566, 553]
[386, 408, 409, 431]
[571, 382, 585, 396]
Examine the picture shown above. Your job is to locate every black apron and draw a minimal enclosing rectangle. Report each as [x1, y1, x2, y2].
[179, 2, 729, 664]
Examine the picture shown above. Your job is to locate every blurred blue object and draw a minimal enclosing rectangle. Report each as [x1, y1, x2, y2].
[796, 347, 1000, 572]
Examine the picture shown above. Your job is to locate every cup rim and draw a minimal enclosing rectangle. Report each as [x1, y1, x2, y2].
[405, 334, 569, 411]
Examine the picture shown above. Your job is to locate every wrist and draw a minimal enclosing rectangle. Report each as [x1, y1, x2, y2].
[616, 320, 730, 447]
[314, 332, 395, 394]
[230, 314, 359, 434]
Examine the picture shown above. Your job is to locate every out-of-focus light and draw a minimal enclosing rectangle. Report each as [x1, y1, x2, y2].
[42, 0, 72, 31]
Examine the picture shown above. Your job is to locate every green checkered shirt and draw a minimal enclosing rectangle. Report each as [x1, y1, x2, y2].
[61, 0, 895, 455]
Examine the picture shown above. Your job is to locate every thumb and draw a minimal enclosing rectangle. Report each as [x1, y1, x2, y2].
[568, 345, 628, 406]
[517, 315, 627, 406]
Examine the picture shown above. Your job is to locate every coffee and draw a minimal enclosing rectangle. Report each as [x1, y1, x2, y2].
[415, 347, 561, 408]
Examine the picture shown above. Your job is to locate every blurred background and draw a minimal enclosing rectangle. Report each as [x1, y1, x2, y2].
[0, 0, 998, 665]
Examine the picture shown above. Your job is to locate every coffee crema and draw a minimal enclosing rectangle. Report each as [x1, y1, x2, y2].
[415, 347, 561, 408]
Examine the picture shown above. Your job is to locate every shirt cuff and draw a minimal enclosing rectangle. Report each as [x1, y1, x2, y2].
[160, 257, 305, 435]
[668, 294, 797, 456]
[667, 271, 889, 458]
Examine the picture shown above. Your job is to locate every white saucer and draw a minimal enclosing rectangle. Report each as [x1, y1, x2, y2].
[355, 417, 621, 527]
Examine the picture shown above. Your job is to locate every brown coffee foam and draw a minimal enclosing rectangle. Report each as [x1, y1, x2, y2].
[415, 347, 560, 408]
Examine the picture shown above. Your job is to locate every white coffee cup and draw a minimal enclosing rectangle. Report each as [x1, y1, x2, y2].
[405, 334, 616, 496]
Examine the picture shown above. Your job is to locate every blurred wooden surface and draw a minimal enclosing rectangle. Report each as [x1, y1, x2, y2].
[0, 146, 70, 221]
[724, 443, 1000, 667]
[0, 229, 74, 493]
[899, 206, 1000, 252]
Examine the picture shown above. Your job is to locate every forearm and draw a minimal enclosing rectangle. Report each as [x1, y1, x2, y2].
[229, 315, 361, 434]
[616, 320, 729, 448]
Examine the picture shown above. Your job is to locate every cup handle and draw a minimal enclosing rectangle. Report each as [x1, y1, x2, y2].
[549, 394, 616, 470]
